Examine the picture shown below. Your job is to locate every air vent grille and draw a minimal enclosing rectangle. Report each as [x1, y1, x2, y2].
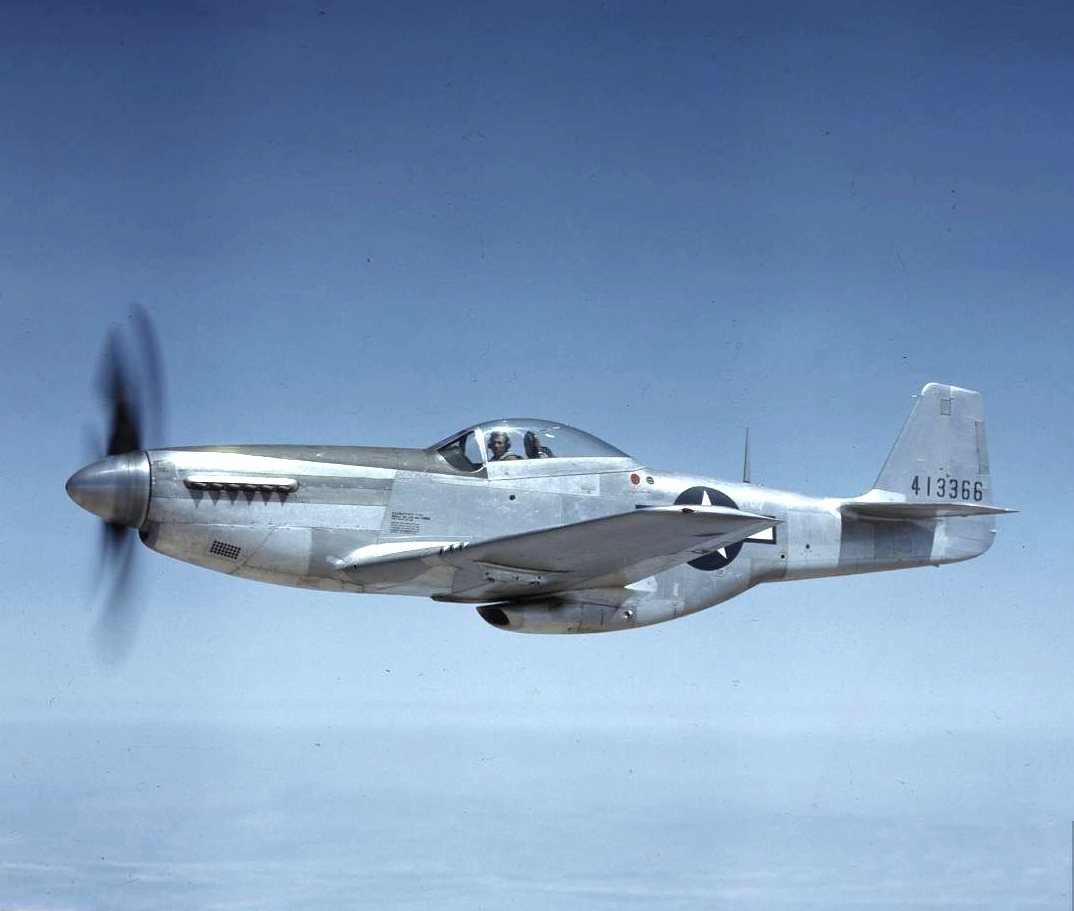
[210, 540, 242, 560]
[186, 475, 298, 492]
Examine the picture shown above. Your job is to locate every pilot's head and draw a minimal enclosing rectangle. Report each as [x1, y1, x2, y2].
[487, 431, 511, 459]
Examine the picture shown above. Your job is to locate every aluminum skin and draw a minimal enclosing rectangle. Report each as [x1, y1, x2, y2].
[66, 383, 1013, 634]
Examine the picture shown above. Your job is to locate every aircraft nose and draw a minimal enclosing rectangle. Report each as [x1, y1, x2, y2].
[65, 451, 151, 528]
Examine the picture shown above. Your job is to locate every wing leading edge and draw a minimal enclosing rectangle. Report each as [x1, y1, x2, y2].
[338, 505, 780, 601]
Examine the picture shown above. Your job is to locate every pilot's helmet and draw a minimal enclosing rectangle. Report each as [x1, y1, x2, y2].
[487, 430, 511, 450]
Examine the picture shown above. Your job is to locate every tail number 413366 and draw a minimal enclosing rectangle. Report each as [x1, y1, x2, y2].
[911, 476, 983, 501]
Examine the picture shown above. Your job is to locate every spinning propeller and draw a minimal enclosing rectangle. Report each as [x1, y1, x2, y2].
[67, 306, 167, 662]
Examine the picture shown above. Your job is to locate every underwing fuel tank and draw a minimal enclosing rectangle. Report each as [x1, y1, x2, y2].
[477, 594, 684, 634]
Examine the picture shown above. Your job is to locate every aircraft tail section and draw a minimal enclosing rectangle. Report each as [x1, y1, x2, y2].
[873, 383, 991, 501]
[856, 382, 1013, 565]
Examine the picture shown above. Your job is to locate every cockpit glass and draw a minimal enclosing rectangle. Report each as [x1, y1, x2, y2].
[436, 431, 483, 472]
[433, 420, 629, 466]
[479, 421, 628, 462]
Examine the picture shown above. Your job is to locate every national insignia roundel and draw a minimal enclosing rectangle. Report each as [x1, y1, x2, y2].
[673, 486, 743, 570]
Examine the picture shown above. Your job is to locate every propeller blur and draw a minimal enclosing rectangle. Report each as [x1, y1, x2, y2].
[72, 306, 166, 662]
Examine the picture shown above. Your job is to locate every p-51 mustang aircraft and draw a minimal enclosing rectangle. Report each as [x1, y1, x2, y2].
[68, 312, 1013, 637]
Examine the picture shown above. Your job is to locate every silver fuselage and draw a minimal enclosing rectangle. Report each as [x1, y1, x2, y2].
[138, 443, 993, 624]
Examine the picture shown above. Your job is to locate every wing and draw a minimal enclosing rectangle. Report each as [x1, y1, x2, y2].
[337, 505, 779, 601]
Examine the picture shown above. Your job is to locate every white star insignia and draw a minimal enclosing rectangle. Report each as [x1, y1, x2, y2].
[699, 491, 728, 558]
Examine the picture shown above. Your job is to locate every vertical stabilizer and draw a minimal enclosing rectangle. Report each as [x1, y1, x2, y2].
[872, 383, 993, 504]
[862, 383, 1003, 565]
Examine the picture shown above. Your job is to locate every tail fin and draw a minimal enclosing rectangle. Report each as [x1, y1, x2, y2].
[873, 383, 994, 503]
[855, 383, 1013, 564]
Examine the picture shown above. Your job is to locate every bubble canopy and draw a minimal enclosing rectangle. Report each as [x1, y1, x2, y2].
[432, 419, 630, 472]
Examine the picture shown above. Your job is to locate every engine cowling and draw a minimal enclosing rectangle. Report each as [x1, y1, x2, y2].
[476, 594, 683, 634]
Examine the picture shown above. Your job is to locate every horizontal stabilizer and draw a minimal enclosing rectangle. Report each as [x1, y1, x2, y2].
[841, 501, 1017, 521]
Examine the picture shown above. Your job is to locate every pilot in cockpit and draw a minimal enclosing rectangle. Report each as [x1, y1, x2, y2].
[486, 431, 521, 461]
[524, 431, 554, 459]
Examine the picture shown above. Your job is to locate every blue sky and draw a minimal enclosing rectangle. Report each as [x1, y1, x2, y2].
[2, 1, 1072, 908]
